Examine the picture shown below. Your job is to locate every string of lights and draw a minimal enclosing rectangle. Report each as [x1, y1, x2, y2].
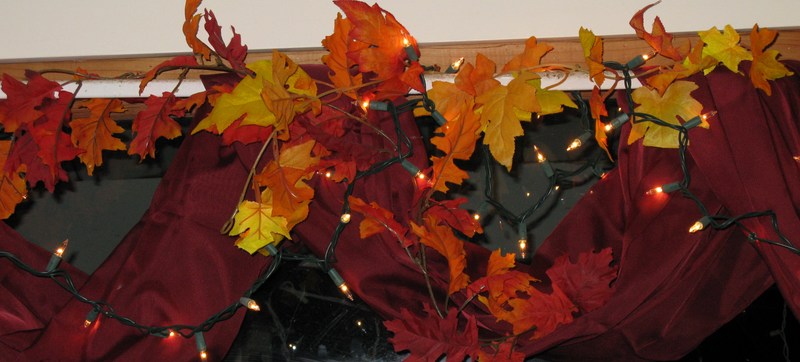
[0, 49, 798, 360]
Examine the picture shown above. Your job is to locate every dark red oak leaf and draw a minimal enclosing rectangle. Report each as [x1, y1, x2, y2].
[545, 247, 618, 313]
[384, 305, 479, 362]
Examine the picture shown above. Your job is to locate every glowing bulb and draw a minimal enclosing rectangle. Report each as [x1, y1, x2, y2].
[684, 111, 718, 129]
[472, 203, 488, 222]
[525, 192, 531, 197]
[169, 330, 176, 338]
[355, 319, 364, 328]
[517, 223, 528, 259]
[688, 216, 712, 233]
[416, 171, 425, 180]
[324, 170, 332, 178]
[328, 269, 354, 301]
[646, 182, 680, 196]
[605, 111, 631, 132]
[340, 213, 351, 224]
[200, 351, 208, 360]
[604, 123, 613, 132]
[403, 37, 419, 61]
[445, 57, 465, 73]
[400, 159, 424, 180]
[240, 297, 261, 311]
[46, 239, 69, 272]
[533, 145, 546, 163]
[566, 139, 582, 151]
[794, 155, 800, 161]
[554, 185, 560, 191]
[84, 308, 99, 328]
[472, 213, 480, 221]
[54, 239, 69, 258]
[642, 53, 650, 61]
[360, 99, 370, 112]
[288, 343, 298, 351]
[518, 239, 528, 259]
[402, 37, 410, 47]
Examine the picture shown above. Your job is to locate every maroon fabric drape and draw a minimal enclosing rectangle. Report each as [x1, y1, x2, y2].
[1, 63, 798, 361]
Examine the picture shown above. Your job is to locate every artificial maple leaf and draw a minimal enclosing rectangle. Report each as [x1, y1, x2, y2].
[502, 36, 554, 73]
[182, 0, 212, 60]
[646, 39, 716, 95]
[70, 98, 127, 175]
[476, 71, 540, 170]
[263, 51, 320, 139]
[749, 25, 793, 96]
[629, 1, 687, 61]
[29, 91, 83, 185]
[174, 90, 208, 113]
[8, 129, 62, 192]
[410, 216, 470, 295]
[193, 59, 316, 135]
[254, 140, 318, 218]
[478, 341, 525, 362]
[628, 80, 704, 148]
[296, 113, 385, 172]
[424, 198, 482, 238]
[0, 140, 28, 219]
[221, 118, 273, 146]
[139, 55, 199, 95]
[384, 304, 478, 362]
[229, 200, 291, 254]
[698, 25, 752, 74]
[503, 285, 577, 339]
[579, 27, 605, 86]
[0, 72, 61, 133]
[546, 247, 618, 313]
[590, 87, 613, 160]
[468, 249, 537, 306]
[348, 195, 411, 246]
[529, 78, 577, 115]
[456, 54, 500, 97]
[321, 13, 363, 99]
[204, 9, 248, 72]
[430, 95, 481, 193]
[128, 92, 184, 160]
[334, 0, 419, 93]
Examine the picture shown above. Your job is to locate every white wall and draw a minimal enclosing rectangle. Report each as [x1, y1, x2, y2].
[1, 0, 799, 61]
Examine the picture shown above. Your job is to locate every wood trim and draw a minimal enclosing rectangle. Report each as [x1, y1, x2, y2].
[2, 29, 800, 81]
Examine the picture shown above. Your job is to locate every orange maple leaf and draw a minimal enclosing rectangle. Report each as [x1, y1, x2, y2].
[348, 195, 411, 246]
[128, 92, 184, 160]
[182, 0, 212, 60]
[629, 1, 688, 61]
[579, 27, 605, 85]
[334, 0, 423, 94]
[0, 140, 27, 219]
[749, 25, 793, 96]
[476, 71, 541, 170]
[430, 87, 481, 193]
[254, 140, 319, 218]
[502, 36, 554, 73]
[70, 99, 127, 175]
[456, 54, 500, 97]
[410, 216, 470, 295]
[468, 249, 537, 306]
[321, 13, 363, 99]
[589, 87, 613, 160]
[29, 91, 83, 185]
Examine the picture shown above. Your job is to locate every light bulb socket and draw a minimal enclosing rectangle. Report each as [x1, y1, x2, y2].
[608, 112, 630, 130]
[46, 254, 62, 272]
[405, 46, 419, 62]
[541, 161, 555, 178]
[195, 332, 207, 354]
[683, 115, 702, 130]
[264, 244, 280, 256]
[328, 268, 345, 287]
[661, 182, 681, 193]
[445, 57, 464, 73]
[517, 222, 527, 242]
[368, 101, 390, 111]
[400, 159, 421, 177]
[431, 110, 447, 126]
[625, 54, 649, 69]
[84, 308, 100, 328]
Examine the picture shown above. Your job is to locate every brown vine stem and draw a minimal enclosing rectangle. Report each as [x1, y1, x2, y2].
[411, 244, 444, 319]
[219, 131, 275, 234]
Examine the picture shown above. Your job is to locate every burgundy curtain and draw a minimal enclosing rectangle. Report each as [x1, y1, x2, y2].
[1, 63, 798, 361]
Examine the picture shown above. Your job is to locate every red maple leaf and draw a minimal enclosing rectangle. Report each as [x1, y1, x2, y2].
[478, 341, 525, 362]
[128, 92, 184, 160]
[204, 9, 248, 73]
[425, 198, 483, 238]
[139, 55, 199, 95]
[29, 91, 82, 187]
[7, 130, 62, 192]
[0, 72, 61, 132]
[384, 305, 479, 362]
[545, 247, 618, 313]
[504, 285, 577, 339]
[348, 195, 411, 246]
[221, 116, 273, 146]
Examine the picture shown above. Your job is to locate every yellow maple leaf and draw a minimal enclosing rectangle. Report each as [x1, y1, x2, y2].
[628, 80, 704, 148]
[698, 25, 752, 74]
[254, 140, 319, 219]
[579, 27, 605, 85]
[749, 25, 793, 96]
[192, 57, 317, 135]
[229, 200, 291, 254]
[476, 71, 541, 170]
[529, 78, 577, 115]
